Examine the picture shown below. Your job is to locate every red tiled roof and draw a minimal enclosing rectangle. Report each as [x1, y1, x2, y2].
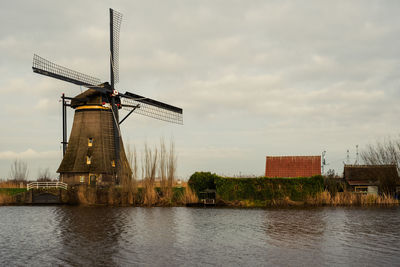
[265, 156, 321, 178]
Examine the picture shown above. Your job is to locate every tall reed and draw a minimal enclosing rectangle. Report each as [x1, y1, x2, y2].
[159, 139, 168, 201]
[180, 185, 198, 204]
[166, 140, 177, 201]
[103, 139, 180, 206]
[120, 145, 138, 205]
[0, 193, 13, 204]
[142, 143, 158, 206]
[306, 190, 399, 206]
[0, 180, 26, 188]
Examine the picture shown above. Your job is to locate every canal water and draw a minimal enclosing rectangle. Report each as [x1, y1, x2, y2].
[0, 206, 399, 266]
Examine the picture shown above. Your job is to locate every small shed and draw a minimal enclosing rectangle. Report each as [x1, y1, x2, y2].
[344, 164, 400, 195]
[199, 189, 216, 205]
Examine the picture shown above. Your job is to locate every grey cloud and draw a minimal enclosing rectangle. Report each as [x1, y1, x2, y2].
[1, 1, 400, 179]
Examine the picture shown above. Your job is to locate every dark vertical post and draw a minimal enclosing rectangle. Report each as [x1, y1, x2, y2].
[61, 93, 67, 156]
[110, 8, 120, 182]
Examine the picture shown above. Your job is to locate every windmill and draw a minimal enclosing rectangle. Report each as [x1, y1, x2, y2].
[32, 9, 183, 185]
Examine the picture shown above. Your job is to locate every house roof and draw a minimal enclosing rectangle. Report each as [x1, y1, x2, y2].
[347, 180, 379, 186]
[344, 165, 399, 185]
[265, 156, 321, 178]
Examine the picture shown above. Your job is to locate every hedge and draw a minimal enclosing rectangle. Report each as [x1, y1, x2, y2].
[188, 172, 217, 195]
[189, 172, 324, 201]
[0, 188, 27, 196]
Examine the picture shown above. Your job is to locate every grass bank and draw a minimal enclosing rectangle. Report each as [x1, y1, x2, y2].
[67, 185, 198, 206]
[188, 172, 399, 207]
[0, 188, 27, 205]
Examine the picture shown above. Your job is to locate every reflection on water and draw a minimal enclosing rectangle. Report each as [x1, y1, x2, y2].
[265, 208, 326, 248]
[57, 207, 124, 266]
[0, 206, 399, 266]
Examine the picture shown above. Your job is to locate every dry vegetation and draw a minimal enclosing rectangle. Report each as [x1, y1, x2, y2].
[180, 185, 198, 204]
[74, 139, 198, 206]
[0, 159, 29, 188]
[0, 180, 26, 188]
[306, 190, 399, 206]
[0, 194, 14, 204]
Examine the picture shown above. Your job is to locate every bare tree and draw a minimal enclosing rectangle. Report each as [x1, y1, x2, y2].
[37, 168, 52, 181]
[143, 143, 158, 206]
[166, 140, 177, 199]
[9, 159, 29, 181]
[124, 144, 138, 200]
[361, 137, 400, 170]
[159, 138, 167, 195]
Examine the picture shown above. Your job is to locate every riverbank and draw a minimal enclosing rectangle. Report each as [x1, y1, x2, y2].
[0, 185, 198, 206]
[0, 187, 398, 207]
[218, 190, 399, 208]
[0, 171, 398, 207]
[187, 172, 399, 208]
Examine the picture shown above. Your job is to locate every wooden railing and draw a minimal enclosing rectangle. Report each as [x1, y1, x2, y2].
[27, 182, 68, 191]
[201, 198, 216, 205]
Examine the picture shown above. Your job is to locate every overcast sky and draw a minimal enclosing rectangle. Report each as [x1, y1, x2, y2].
[1, 0, 400, 180]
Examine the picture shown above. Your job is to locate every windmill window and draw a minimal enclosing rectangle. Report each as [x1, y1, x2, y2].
[111, 160, 116, 167]
[86, 155, 92, 165]
[88, 138, 93, 147]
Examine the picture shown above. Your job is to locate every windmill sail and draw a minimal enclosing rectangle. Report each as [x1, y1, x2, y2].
[32, 54, 101, 87]
[121, 92, 183, 124]
[110, 8, 122, 85]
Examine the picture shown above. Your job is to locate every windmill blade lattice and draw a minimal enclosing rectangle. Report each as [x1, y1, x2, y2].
[32, 54, 101, 87]
[121, 95, 183, 125]
[110, 9, 122, 84]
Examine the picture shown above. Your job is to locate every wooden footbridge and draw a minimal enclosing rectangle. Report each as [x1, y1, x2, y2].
[26, 182, 68, 204]
[27, 181, 68, 190]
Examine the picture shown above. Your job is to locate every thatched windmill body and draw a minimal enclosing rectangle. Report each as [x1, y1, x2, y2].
[32, 9, 183, 185]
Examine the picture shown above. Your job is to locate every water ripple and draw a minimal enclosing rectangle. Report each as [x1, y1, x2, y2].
[0, 206, 399, 266]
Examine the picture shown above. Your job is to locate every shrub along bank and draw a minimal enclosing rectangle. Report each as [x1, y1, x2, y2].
[189, 172, 324, 206]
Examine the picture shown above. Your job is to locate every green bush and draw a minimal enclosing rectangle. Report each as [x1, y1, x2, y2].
[188, 172, 217, 195]
[215, 176, 324, 201]
[188, 172, 324, 202]
[324, 177, 347, 196]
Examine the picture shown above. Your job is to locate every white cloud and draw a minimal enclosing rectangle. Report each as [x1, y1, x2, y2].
[0, 149, 58, 160]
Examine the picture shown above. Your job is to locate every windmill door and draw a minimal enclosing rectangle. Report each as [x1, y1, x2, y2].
[89, 174, 96, 186]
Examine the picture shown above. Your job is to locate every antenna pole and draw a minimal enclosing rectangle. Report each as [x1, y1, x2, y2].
[321, 150, 326, 175]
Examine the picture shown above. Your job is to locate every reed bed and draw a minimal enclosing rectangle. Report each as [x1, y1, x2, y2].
[0, 193, 14, 204]
[179, 185, 198, 204]
[0, 180, 27, 188]
[72, 139, 198, 206]
[306, 190, 399, 206]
